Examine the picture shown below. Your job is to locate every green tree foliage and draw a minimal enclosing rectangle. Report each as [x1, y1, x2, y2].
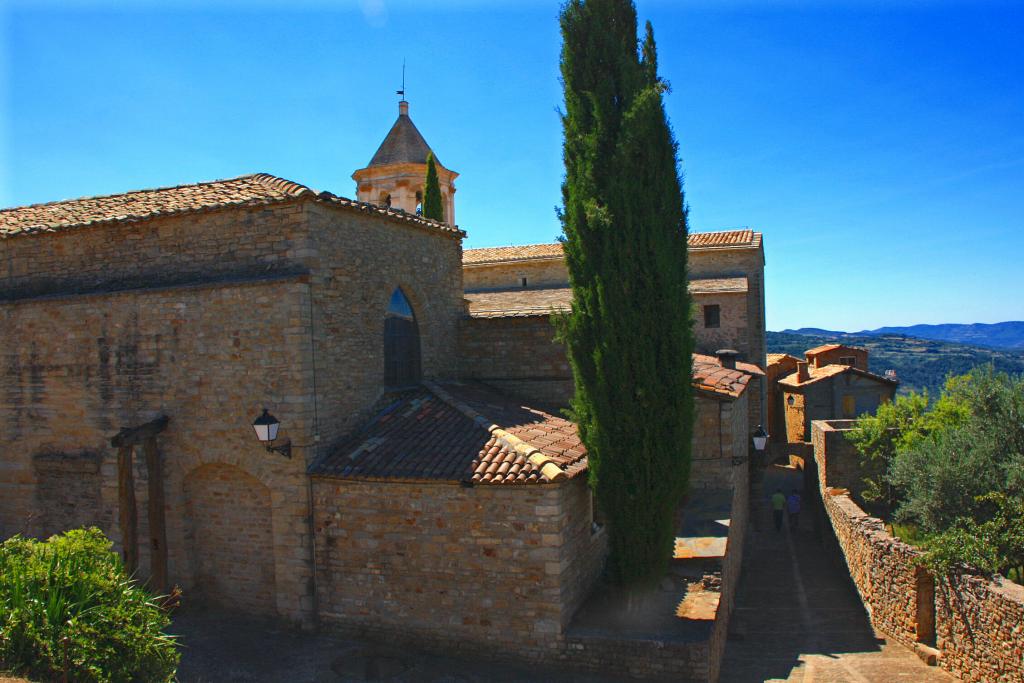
[558, 0, 694, 588]
[0, 528, 180, 682]
[847, 366, 1024, 582]
[422, 153, 443, 221]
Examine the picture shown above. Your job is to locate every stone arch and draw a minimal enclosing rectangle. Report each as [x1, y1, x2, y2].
[183, 463, 276, 615]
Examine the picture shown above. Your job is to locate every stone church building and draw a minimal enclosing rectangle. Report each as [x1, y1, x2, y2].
[0, 101, 766, 664]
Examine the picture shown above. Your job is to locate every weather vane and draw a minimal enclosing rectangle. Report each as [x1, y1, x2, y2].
[396, 59, 406, 101]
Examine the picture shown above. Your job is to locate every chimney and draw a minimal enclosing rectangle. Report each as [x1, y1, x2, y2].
[716, 349, 739, 370]
[399, 100, 409, 116]
[796, 361, 810, 382]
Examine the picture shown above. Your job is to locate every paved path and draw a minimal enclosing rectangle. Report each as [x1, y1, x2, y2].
[719, 466, 953, 683]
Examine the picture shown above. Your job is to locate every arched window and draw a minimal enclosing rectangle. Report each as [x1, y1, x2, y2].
[384, 288, 421, 387]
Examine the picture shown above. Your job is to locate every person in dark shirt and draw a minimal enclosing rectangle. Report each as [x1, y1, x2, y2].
[787, 490, 802, 532]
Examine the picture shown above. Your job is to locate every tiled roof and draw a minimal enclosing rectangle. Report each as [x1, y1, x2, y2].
[778, 364, 898, 389]
[367, 107, 439, 167]
[0, 173, 463, 239]
[688, 229, 761, 250]
[804, 343, 866, 356]
[692, 353, 758, 399]
[689, 277, 748, 295]
[462, 243, 565, 265]
[466, 278, 749, 319]
[465, 287, 572, 318]
[310, 381, 587, 485]
[462, 229, 760, 266]
[767, 353, 800, 367]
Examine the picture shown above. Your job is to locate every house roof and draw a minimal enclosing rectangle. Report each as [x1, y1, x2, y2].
[692, 354, 758, 399]
[462, 242, 565, 265]
[367, 103, 439, 168]
[767, 353, 800, 366]
[465, 279, 749, 319]
[689, 277, 748, 295]
[777, 364, 898, 390]
[461, 229, 762, 266]
[465, 287, 572, 318]
[804, 343, 867, 356]
[310, 381, 587, 485]
[0, 173, 463, 240]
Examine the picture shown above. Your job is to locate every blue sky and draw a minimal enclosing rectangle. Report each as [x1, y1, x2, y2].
[2, 0, 1021, 331]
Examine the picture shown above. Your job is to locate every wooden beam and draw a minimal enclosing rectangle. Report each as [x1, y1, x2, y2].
[110, 415, 169, 448]
[143, 436, 168, 594]
[117, 445, 138, 575]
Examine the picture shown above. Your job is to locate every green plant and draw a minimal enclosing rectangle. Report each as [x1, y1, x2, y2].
[0, 528, 179, 683]
[422, 152, 443, 221]
[558, 0, 694, 589]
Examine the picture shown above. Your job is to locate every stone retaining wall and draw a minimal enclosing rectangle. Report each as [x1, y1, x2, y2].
[814, 420, 1024, 682]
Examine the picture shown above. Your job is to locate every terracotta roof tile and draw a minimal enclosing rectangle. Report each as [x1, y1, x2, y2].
[0, 173, 463, 239]
[692, 353, 760, 399]
[462, 243, 565, 265]
[466, 278, 751, 319]
[462, 230, 760, 266]
[804, 343, 866, 356]
[310, 381, 587, 485]
[777, 364, 898, 389]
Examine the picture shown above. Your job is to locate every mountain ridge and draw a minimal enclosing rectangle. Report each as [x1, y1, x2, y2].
[779, 321, 1024, 350]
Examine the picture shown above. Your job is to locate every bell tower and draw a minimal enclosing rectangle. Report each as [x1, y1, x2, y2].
[352, 100, 458, 225]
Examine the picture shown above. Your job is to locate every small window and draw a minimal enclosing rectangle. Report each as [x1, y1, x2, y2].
[521, 277, 528, 288]
[839, 356, 856, 367]
[384, 288, 421, 387]
[842, 394, 856, 418]
[703, 304, 720, 329]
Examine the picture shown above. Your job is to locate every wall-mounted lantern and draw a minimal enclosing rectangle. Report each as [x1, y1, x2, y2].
[251, 409, 292, 458]
[752, 425, 769, 453]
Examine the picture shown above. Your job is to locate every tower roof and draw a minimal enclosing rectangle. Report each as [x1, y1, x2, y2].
[367, 101, 440, 168]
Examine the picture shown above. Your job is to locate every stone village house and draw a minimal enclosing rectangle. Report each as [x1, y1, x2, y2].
[0, 101, 767, 666]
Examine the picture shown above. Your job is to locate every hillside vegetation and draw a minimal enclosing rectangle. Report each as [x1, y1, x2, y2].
[781, 320, 1024, 350]
[767, 331, 1024, 396]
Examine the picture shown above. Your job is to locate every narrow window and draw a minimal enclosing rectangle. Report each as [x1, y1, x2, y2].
[521, 277, 528, 288]
[842, 394, 856, 418]
[384, 288, 421, 387]
[703, 304, 721, 329]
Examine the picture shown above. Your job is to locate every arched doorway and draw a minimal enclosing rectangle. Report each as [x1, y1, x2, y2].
[184, 463, 276, 615]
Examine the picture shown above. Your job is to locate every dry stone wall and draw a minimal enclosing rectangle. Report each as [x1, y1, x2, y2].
[463, 260, 568, 291]
[814, 420, 1024, 682]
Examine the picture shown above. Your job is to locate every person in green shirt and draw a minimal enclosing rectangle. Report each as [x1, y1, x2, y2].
[771, 489, 786, 532]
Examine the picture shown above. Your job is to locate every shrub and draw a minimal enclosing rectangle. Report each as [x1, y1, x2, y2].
[0, 528, 179, 683]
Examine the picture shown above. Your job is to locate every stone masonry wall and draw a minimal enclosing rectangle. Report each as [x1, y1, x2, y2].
[463, 260, 568, 291]
[690, 392, 749, 492]
[458, 315, 573, 409]
[813, 420, 1024, 682]
[0, 277, 317, 624]
[691, 292, 750, 360]
[305, 202, 464, 447]
[311, 476, 607, 658]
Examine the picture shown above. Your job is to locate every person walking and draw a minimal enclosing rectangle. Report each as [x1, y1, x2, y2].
[787, 489, 802, 532]
[771, 489, 786, 532]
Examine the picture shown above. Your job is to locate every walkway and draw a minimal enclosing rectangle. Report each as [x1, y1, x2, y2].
[719, 465, 953, 682]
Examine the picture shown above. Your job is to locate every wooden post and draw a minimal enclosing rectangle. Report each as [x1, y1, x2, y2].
[143, 436, 168, 594]
[117, 445, 138, 575]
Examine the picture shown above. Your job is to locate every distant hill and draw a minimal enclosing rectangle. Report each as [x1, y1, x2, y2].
[767, 331, 1024, 397]
[781, 321, 1024, 350]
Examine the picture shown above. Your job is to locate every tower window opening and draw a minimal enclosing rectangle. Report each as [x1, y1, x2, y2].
[521, 277, 528, 288]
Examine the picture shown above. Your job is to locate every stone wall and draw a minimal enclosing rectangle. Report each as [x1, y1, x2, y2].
[311, 476, 607, 658]
[0, 276, 317, 624]
[690, 392, 750, 492]
[463, 259, 568, 291]
[813, 420, 1024, 682]
[458, 315, 573, 409]
[691, 292, 750, 360]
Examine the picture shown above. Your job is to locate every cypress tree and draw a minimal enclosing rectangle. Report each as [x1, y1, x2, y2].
[558, 0, 694, 588]
[423, 152, 444, 221]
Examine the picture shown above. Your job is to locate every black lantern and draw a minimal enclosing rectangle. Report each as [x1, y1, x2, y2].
[752, 425, 769, 453]
[251, 409, 291, 458]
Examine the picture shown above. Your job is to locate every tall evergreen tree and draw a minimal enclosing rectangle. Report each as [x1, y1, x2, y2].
[558, 0, 694, 588]
[423, 153, 444, 221]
